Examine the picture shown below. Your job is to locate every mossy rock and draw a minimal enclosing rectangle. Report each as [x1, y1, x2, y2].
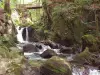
[40, 56, 72, 75]
[82, 35, 97, 45]
[74, 47, 92, 64]
[74, 47, 100, 65]
[40, 49, 57, 58]
[82, 34, 100, 52]
[0, 45, 39, 75]
[29, 60, 44, 67]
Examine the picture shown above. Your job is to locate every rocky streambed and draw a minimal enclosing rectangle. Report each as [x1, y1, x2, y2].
[15, 41, 100, 75]
[14, 26, 100, 75]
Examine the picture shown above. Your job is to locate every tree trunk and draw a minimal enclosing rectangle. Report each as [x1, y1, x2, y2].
[4, 0, 11, 34]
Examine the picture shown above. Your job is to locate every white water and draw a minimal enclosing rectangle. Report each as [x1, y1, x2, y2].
[26, 27, 29, 42]
[16, 26, 25, 43]
[72, 67, 100, 75]
[16, 26, 29, 43]
[16, 26, 100, 75]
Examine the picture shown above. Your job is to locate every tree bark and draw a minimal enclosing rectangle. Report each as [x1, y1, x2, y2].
[4, 0, 11, 34]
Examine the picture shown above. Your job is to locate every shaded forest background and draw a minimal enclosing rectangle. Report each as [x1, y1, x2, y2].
[0, 0, 100, 75]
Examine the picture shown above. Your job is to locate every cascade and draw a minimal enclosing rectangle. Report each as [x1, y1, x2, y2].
[16, 26, 100, 75]
[16, 26, 25, 43]
[26, 27, 29, 42]
[16, 26, 29, 43]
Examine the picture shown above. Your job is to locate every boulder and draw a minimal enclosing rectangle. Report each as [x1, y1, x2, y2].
[40, 56, 72, 75]
[36, 44, 42, 49]
[41, 40, 59, 49]
[27, 26, 35, 42]
[60, 46, 74, 54]
[40, 49, 57, 58]
[22, 26, 39, 42]
[74, 47, 92, 64]
[22, 27, 26, 41]
[74, 47, 100, 65]
[23, 44, 38, 52]
[82, 34, 99, 52]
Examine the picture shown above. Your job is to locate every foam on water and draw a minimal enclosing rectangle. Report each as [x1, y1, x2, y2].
[16, 26, 29, 43]
[16, 26, 100, 75]
[72, 66, 100, 75]
[16, 26, 25, 43]
[73, 69, 100, 75]
[89, 70, 100, 75]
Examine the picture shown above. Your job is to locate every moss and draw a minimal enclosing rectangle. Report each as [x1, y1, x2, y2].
[74, 47, 91, 64]
[74, 47, 100, 65]
[82, 34, 97, 45]
[41, 56, 72, 75]
[7, 62, 22, 75]
[74, 0, 93, 5]
[29, 60, 44, 67]
[51, 3, 85, 43]
[82, 34, 100, 52]
[0, 35, 16, 48]
[0, 46, 27, 75]
[0, 46, 10, 58]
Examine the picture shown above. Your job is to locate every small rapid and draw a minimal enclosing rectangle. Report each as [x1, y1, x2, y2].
[16, 26, 100, 75]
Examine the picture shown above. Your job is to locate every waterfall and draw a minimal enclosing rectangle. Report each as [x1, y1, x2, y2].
[16, 26, 25, 43]
[16, 26, 29, 43]
[26, 27, 29, 42]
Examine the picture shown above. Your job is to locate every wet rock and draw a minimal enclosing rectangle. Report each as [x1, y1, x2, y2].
[41, 40, 59, 49]
[36, 44, 42, 49]
[27, 26, 37, 42]
[40, 49, 57, 58]
[23, 44, 38, 52]
[40, 56, 72, 75]
[50, 33, 74, 47]
[22, 27, 26, 41]
[60, 46, 74, 54]
[22, 26, 39, 42]
[98, 65, 100, 70]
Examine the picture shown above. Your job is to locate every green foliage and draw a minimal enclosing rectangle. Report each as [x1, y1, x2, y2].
[51, 3, 84, 42]
[0, 45, 25, 75]
[74, 0, 93, 5]
[0, 46, 22, 58]
[82, 34, 97, 45]
[0, 0, 4, 8]
[10, 0, 17, 9]
[0, 35, 16, 48]
[0, 0, 17, 9]
[0, 46, 10, 58]
[7, 61, 22, 75]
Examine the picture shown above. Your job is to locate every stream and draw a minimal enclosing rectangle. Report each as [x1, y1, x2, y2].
[16, 26, 100, 75]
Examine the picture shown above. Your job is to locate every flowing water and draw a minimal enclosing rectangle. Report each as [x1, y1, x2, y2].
[16, 26, 100, 75]
[16, 26, 25, 43]
[26, 27, 29, 42]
